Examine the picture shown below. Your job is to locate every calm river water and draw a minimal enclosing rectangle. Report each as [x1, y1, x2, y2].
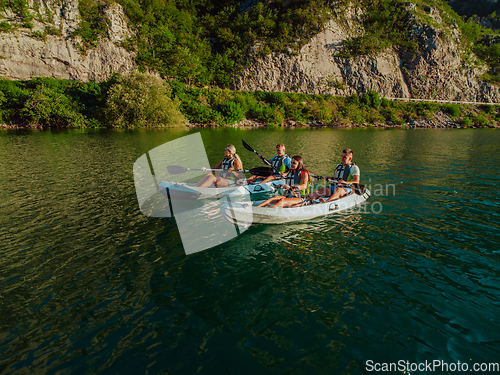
[0, 128, 499, 374]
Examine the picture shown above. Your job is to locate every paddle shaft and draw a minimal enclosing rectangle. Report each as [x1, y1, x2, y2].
[183, 168, 253, 173]
[167, 165, 274, 176]
[241, 140, 282, 176]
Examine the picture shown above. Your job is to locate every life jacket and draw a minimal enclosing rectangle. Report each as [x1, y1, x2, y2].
[333, 162, 356, 182]
[220, 156, 236, 179]
[285, 170, 311, 197]
[271, 154, 290, 176]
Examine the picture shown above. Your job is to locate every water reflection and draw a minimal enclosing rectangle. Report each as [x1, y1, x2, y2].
[1, 128, 499, 374]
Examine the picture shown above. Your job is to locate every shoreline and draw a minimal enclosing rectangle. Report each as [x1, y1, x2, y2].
[2, 113, 499, 130]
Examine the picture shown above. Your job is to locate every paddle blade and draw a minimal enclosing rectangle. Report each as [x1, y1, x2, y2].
[242, 140, 256, 153]
[249, 166, 274, 176]
[351, 183, 366, 195]
[167, 165, 188, 175]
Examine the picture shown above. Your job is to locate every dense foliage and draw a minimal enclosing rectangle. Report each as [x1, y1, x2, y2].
[337, 0, 420, 58]
[73, 0, 330, 87]
[103, 72, 187, 127]
[2, 0, 499, 86]
[1, 76, 499, 128]
[74, 0, 500, 87]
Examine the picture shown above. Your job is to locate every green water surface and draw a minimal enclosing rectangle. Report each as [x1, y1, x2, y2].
[0, 128, 499, 374]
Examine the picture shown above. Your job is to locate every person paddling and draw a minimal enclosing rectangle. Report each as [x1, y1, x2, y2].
[257, 156, 311, 208]
[307, 148, 360, 202]
[195, 145, 244, 187]
[246, 143, 291, 184]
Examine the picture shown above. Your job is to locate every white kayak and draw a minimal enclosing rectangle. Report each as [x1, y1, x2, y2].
[220, 188, 371, 225]
[158, 179, 286, 200]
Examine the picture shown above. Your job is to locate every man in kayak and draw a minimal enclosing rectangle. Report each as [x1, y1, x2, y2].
[246, 143, 291, 184]
[306, 148, 360, 202]
[257, 155, 311, 208]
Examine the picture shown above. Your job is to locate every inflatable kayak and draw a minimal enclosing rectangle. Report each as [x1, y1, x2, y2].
[220, 187, 371, 225]
[158, 179, 286, 200]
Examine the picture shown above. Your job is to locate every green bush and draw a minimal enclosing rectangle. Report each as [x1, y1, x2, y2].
[182, 102, 215, 123]
[0, 78, 30, 107]
[265, 91, 287, 107]
[443, 104, 461, 118]
[218, 100, 244, 125]
[459, 117, 473, 127]
[361, 90, 381, 109]
[20, 85, 90, 127]
[75, 0, 109, 47]
[472, 114, 490, 127]
[369, 90, 381, 109]
[349, 93, 360, 105]
[103, 72, 187, 128]
[259, 105, 285, 127]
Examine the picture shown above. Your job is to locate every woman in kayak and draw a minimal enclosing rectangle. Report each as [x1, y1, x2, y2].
[195, 145, 244, 187]
[257, 155, 310, 208]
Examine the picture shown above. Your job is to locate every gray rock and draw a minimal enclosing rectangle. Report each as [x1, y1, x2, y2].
[232, 4, 500, 103]
[0, 1, 135, 81]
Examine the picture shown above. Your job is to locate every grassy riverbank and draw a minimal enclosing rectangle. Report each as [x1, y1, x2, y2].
[1, 74, 499, 129]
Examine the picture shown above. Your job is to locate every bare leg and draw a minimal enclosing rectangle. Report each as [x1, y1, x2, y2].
[324, 187, 347, 202]
[307, 187, 330, 200]
[214, 177, 231, 187]
[257, 175, 278, 184]
[273, 197, 303, 208]
[196, 173, 216, 187]
[257, 195, 285, 207]
[246, 175, 259, 184]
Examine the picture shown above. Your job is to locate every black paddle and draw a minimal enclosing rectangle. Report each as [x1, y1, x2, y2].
[167, 165, 274, 176]
[241, 140, 282, 176]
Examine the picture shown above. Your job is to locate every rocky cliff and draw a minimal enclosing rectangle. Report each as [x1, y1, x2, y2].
[232, 4, 500, 103]
[0, 0, 135, 81]
[1, 0, 499, 104]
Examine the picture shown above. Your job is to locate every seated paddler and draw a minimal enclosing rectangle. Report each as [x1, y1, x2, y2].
[246, 143, 291, 185]
[195, 144, 244, 187]
[307, 148, 360, 203]
[257, 155, 311, 208]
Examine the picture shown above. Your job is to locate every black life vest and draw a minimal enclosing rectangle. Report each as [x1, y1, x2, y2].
[285, 170, 311, 197]
[221, 156, 236, 179]
[333, 162, 356, 182]
[271, 154, 289, 176]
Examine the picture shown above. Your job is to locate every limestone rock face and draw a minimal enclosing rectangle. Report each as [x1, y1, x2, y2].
[232, 5, 500, 103]
[0, 1, 135, 81]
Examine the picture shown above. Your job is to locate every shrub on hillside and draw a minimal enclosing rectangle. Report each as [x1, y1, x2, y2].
[459, 117, 473, 127]
[362, 90, 382, 109]
[218, 101, 244, 125]
[443, 104, 461, 118]
[103, 72, 187, 128]
[472, 114, 490, 127]
[182, 102, 215, 123]
[21, 85, 91, 128]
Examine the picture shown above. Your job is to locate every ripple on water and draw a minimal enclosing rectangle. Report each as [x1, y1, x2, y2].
[1, 129, 500, 374]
